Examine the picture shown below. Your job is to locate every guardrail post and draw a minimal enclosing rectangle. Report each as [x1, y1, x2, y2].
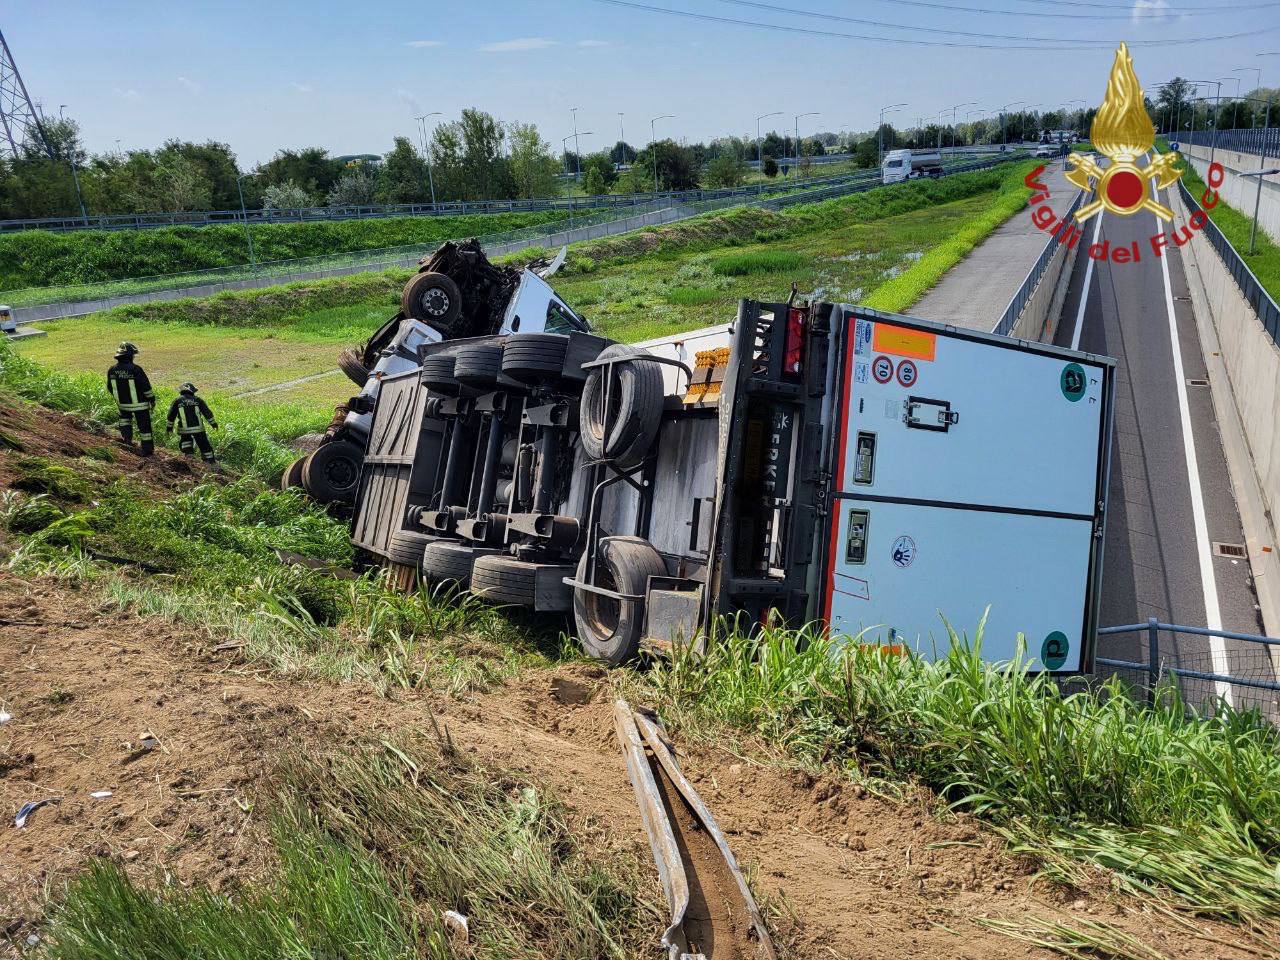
[1146, 617, 1160, 705]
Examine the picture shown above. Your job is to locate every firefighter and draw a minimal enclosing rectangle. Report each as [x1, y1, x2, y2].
[106, 341, 156, 455]
[166, 382, 219, 463]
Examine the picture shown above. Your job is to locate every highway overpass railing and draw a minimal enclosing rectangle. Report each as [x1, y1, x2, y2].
[1179, 179, 1280, 342]
[1095, 619, 1280, 717]
[1178, 126, 1279, 160]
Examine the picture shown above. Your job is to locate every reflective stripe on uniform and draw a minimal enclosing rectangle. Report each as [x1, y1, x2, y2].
[119, 402, 150, 412]
[177, 424, 204, 435]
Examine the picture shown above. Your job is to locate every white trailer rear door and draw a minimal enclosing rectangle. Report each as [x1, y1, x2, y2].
[822, 308, 1113, 672]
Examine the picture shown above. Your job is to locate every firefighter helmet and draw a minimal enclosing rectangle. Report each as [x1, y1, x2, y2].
[180, 382, 197, 394]
[116, 341, 139, 357]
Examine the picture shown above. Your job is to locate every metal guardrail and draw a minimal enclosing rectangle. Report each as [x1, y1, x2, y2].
[5, 155, 1024, 313]
[1178, 178, 1280, 340]
[1178, 127, 1279, 160]
[0, 169, 874, 234]
[991, 184, 1085, 337]
[1095, 619, 1280, 715]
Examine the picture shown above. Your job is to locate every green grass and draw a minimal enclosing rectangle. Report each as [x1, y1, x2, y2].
[644, 622, 1280, 924]
[46, 740, 657, 960]
[709, 249, 809, 276]
[1176, 155, 1280, 305]
[0, 210, 577, 291]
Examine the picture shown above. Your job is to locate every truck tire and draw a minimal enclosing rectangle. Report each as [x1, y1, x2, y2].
[421, 540, 498, 588]
[453, 343, 505, 387]
[501, 333, 569, 383]
[579, 344, 663, 469]
[302, 439, 363, 504]
[420, 355, 459, 394]
[337, 347, 369, 387]
[387, 529, 434, 567]
[402, 272, 462, 333]
[470, 554, 538, 606]
[573, 536, 666, 666]
[281, 454, 308, 491]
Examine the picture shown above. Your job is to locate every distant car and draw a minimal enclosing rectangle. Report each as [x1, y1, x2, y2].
[1033, 145, 1056, 158]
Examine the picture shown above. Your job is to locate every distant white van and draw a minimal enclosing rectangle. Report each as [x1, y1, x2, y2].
[881, 149, 944, 184]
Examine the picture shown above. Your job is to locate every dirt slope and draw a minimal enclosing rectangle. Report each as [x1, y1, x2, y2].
[1, 572, 1265, 960]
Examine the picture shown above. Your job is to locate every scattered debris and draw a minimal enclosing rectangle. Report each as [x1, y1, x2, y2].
[89, 790, 113, 799]
[14, 798, 57, 829]
[614, 699, 776, 960]
[0, 708, 11, 724]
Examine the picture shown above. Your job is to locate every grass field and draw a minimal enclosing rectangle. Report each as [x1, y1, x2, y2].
[15, 162, 1032, 410]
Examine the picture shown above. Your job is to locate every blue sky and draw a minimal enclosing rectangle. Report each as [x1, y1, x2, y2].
[10, 0, 1279, 166]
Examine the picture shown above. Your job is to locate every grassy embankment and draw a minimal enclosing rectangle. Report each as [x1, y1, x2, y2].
[1176, 153, 1280, 302]
[0, 210, 578, 292]
[17, 161, 1035, 412]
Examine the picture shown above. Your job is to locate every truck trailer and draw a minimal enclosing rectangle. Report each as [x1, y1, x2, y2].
[351, 298, 1115, 672]
[881, 149, 944, 184]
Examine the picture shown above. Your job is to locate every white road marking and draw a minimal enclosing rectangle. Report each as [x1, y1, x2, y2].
[1152, 179, 1233, 706]
[1070, 212, 1104, 351]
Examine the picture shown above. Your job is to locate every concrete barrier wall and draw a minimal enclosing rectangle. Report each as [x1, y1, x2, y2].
[1172, 186, 1280, 634]
[1180, 143, 1280, 245]
[1008, 235, 1079, 343]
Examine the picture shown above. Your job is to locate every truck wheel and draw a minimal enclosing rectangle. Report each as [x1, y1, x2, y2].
[281, 455, 308, 491]
[302, 439, 363, 504]
[420, 355, 460, 394]
[421, 540, 498, 588]
[573, 536, 665, 666]
[337, 347, 369, 387]
[501, 333, 569, 383]
[579, 344, 663, 469]
[387, 530, 434, 568]
[453, 343, 505, 387]
[402, 272, 462, 333]
[470, 554, 538, 606]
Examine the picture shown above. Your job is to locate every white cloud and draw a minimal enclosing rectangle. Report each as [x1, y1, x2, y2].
[479, 37, 557, 53]
[176, 76, 202, 95]
[406, 39, 443, 48]
[291, 82, 314, 94]
[113, 87, 141, 101]
[577, 39, 609, 48]
[1131, 0, 1170, 23]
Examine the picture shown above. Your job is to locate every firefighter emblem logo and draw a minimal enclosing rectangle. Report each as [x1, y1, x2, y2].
[1065, 42, 1182, 223]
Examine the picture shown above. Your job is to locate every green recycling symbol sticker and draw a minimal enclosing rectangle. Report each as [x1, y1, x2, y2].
[1060, 363, 1086, 402]
[1041, 631, 1070, 670]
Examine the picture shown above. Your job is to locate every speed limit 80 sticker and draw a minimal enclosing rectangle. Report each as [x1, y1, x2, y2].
[896, 359, 918, 388]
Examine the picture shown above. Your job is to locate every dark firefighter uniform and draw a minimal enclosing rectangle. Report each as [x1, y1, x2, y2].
[166, 383, 219, 463]
[106, 342, 155, 455]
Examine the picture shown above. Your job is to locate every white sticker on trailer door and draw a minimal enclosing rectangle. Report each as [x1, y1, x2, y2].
[836, 319, 1106, 518]
[825, 498, 1092, 671]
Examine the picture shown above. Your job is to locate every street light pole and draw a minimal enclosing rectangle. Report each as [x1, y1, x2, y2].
[793, 111, 819, 176]
[999, 101, 1024, 148]
[235, 173, 256, 267]
[650, 114, 674, 191]
[948, 101, 977, 151]
[878, 102, 905, 169]
[756, 110, 782, 170]
[618, 112, 625, 151]
[416, 111, 442, 207]
[570, 107, 581, 179]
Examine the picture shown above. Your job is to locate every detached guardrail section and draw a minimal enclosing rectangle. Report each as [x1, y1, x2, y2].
[1096, 620, 1280, 716]
[991, 187, 1085, 340]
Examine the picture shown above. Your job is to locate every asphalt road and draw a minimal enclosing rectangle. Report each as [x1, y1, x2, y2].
[1052, 179, 1274, 712]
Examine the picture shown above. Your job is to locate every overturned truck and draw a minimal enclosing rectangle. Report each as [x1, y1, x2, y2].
[284, 239, 584, 505]
[351, 295, 1115, 672]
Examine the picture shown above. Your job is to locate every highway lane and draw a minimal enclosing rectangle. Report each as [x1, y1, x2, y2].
[1052, 182, 1274, 711]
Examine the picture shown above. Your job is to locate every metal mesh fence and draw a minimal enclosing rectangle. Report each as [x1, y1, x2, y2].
[1178, 127, 1279, 160]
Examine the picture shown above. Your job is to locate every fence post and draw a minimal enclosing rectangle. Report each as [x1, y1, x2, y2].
[1146, 617, 1160, 705]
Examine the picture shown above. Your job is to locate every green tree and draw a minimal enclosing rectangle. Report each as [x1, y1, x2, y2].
[582, 167, 607, 196]
[256, 148, 341, 198]
[702, 152, 747, 188]
[262, 180, 312, 210]
[327, 167, 378, 206]
[155, 140, 238, 208]
[153, 153, 212, 211]
[507, 123, 559, 198]
[378, 137, 429, 203]
[609, 140, 636, 165]
[762, 156, 779, 178]
[581, 151, 617, 190]
[633, 139, 698, 191]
